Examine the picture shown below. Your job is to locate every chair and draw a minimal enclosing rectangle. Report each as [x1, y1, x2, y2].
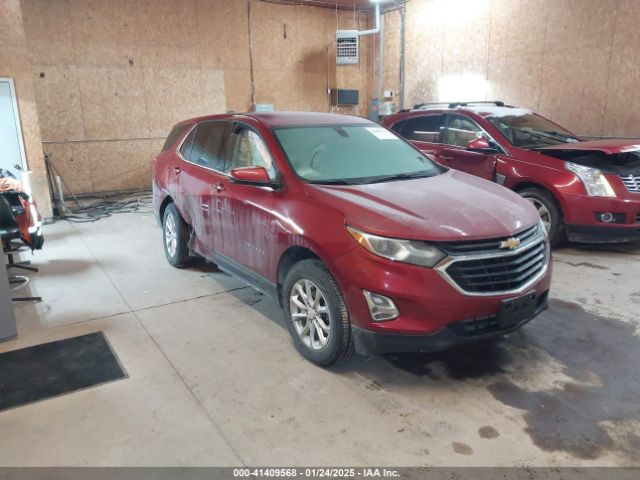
[0, 195, 38, 273]
[0, 196, 41, 303]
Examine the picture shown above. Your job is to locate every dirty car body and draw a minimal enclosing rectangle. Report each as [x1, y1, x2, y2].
[153, 111, 551, 366]
[383, 102, 640, 244]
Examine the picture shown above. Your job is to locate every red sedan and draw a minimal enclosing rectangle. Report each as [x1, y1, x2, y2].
[153, 112, 551, 366]
[383, 101, 640, 246]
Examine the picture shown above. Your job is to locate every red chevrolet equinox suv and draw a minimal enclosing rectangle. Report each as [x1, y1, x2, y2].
[153, 112, 551, 366]
[383, 101, 640, 245]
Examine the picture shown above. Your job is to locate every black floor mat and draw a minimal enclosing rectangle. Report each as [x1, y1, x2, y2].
[0, 332, 126, 412]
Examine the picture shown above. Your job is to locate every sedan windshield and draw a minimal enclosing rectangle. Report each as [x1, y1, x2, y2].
[486, 112, 580, 149]
[273, 125, 443, 184]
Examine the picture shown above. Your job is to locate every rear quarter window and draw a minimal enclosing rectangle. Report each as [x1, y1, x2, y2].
[161, 124, 189, 152]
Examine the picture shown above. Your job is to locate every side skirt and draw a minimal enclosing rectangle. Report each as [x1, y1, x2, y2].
[214, 253, 279, 301]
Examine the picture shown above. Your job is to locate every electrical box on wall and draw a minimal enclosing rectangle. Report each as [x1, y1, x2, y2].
[336, 30, 359, 65]
[330, 89, 359, 106]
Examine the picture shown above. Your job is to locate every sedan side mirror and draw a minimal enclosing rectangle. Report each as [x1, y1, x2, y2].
[467, 137, 500, 153]
[229, 166, 279, 188]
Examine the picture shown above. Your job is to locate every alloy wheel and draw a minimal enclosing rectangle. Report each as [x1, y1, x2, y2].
[165, 212, 178, 257]
[527, 197, 552, 233]
[289, 279, 332, 350]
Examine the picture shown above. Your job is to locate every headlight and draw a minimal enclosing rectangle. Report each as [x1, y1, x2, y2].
[565, 161, 615, 197]
[346, 226, 446, 267]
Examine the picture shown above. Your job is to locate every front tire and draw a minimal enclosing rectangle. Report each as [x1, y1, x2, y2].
[518, 187, 564, 246]
[162, 203, 191, 268]
[282, 259, 353, 367]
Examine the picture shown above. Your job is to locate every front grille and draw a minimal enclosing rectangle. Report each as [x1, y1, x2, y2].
[443, 240, 547, 294]
[620, 173, 640, 193]
[636, 213, 640, 224]
[438, 224, 539, 256]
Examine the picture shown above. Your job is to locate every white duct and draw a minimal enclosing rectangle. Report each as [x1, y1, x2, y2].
[358, 2, 381, 36]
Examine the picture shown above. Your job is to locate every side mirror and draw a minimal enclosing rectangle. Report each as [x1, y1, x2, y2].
[229, 166, 275, 186]
[467, 137, 499, 153]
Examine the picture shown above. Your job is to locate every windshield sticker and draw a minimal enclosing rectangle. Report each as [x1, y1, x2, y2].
[366, 127, 399, 140]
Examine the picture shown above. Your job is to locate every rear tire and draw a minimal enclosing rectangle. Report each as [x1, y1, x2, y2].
[518, 187, 563, 247]
[282, 259, 353, 367]
[162, 203, 191, 268]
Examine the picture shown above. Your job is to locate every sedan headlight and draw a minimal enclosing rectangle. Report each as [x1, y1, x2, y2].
[565, 161, 615, 197]
[346, 226, 446, 267]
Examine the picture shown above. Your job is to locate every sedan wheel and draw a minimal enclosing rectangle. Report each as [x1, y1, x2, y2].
[526, 197, 552, 233]
[517, 187, 564, 246]
[289, 279, 332, 350]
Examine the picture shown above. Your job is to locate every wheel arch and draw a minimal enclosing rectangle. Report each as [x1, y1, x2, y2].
[159, 195, 174, 224]
[276, 246, 322, 306]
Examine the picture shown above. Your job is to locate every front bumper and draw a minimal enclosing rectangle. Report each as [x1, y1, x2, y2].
[331, 238, 553, 341]
[565, 224, 640, 243]
[562, 192, 640, 243]
[352, 291, 549, 355]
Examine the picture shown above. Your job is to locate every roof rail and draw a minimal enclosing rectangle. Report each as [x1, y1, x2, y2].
[412, 100, 507, 110]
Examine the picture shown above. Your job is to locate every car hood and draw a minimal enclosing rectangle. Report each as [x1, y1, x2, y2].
[535, 140, 640, 174]
[304, 170, 539, 242]
[536, 139, 640, 155]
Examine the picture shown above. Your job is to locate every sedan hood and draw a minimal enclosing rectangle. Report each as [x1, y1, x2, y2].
[536, 139, 640, 155]
[305, 170, 539, 242]
[536, 140, 640, 174]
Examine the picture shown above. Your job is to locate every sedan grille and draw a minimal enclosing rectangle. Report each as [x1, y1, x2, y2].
[620, 173, 640, 193]
[441, 240, 547, 295]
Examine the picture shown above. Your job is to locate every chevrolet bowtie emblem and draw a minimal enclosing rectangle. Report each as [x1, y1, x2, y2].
[500, 237, 521, 250]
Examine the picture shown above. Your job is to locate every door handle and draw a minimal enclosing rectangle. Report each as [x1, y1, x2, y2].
[215, 183, 225, 193]
[173, 166, 181, 174]
[440, 155, 453, 161]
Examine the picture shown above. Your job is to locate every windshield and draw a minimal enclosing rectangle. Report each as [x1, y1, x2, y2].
[273, 125, 443, 184]
[487, 113, 580, 149]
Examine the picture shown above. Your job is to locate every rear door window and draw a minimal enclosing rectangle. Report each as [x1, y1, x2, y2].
[188, 121, 229, 171]
[394, 115, 445, 143]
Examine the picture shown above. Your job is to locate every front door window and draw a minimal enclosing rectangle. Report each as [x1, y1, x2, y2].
[227, 129, 277, 179]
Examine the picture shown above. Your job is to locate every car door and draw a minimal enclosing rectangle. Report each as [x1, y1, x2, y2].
[391, 114, 448, 158]
[176, 120, 230, 260]
[436, 114, 497, 180]
[211, 122, 279, 287]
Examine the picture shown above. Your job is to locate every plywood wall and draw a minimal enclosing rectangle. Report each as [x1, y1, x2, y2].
[20, 0, 373, 196]
[383, 0, 640, 137]
[0, 0, 52, 217]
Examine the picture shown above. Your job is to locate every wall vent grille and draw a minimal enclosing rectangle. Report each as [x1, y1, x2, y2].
[336, 30, 359, 65]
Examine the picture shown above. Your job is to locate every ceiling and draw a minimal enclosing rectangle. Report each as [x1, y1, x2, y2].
[259, 0, 408, 11]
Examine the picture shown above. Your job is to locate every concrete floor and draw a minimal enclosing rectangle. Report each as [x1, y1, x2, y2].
[1, 203, 639, 467]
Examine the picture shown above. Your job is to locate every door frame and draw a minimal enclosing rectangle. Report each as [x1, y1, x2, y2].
[0, 77, 28, 173]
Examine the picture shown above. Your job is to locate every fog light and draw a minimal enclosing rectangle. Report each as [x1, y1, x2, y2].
[600, 212, 614, 223]
[595, 212, 625, 224]
[363, 291, 399, 322]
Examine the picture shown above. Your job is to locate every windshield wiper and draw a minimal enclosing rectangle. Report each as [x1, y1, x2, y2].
[361, 171, 435, 184]
[524, 127, 579, 143]
[307, 179, 363, 185]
